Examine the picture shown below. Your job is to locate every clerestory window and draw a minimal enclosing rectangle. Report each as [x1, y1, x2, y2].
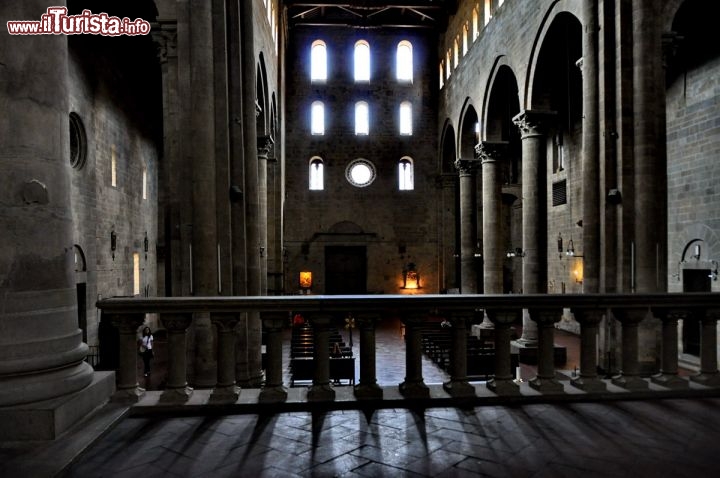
[311, 40, 327, 82]
[399, 157, 414, 190]
[355, 101, 369, 135]
[311, 101, 324, 135]
[354, 40, 370, 82]
[396, 41, 413, 83]
[309, 157, 324, 190]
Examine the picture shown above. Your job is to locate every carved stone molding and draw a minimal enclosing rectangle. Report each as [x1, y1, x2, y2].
[151, 22, 178, 64]
[454, 157, 481, 174]
[512, 110, 556, 139]
[475, 141, 508, 164]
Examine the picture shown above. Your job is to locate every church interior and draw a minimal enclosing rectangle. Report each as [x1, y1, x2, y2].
[1, 0, 720, 475]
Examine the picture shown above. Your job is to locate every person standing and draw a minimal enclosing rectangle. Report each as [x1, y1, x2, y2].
[138, 327, 154, 377]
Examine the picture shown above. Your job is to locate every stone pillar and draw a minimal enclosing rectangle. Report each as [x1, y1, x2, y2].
[438, 174, 458, 291]
[485, 309, 521, 395]
[0, 0, 95, 411]
[354, 314, 382, 400]
[399, 315, 430, 398]
[528, 309, 563, 392]
[443, 312, 475, 397]
[257, 136, 273, 294]
[570, 309, 607, 392]
[189, 0, 218, 388]
[110, 314, 147, 401]
[454, 158, 480, 294]
[650, 309, 688, 389]
[512, 110, 555, 346]
[691, 310, 720, 387]
[240, 0, 263, 387]
[611, 308, 649, 390]
[259, 313, 288, 402]
[476, 141, 508, 295]
[581, 0, 601, 293]
[160, 314, 194, 402]
[632, 0, 666, 293]
[307, 314, 335, 401]
[210, 314, 241, 402]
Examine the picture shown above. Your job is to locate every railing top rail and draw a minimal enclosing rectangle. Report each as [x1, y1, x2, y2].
[96, 292, 720, 315]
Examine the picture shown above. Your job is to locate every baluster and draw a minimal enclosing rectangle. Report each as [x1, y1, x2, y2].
[570, 309, 607, 392]
[259, 312, 288, 402]
[210, 313, 240, 402]
[691, 309, 720, 387]
[486, 308, 521, 395]
[399, 313, 430, 398]
[650, 308, 688, 389]
[528, 308, 564, 392]
[611, 308, 649, 390]
[307, 314, 335, 401]
[443, 311, 475, 397]
[354, 313, 382, 400]
[160, 314, 194, 402]
[110, 313, 146, 402]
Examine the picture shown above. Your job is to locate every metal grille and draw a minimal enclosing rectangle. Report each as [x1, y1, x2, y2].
[552, 180, 567, 206]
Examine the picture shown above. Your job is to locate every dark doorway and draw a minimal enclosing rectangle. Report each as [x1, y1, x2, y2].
[682, 269, 710, 355]
[325, 246, 367, 294]
[77, 282, 87, 343]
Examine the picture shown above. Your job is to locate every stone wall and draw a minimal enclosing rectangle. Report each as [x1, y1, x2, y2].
[68, 34, 161, 345]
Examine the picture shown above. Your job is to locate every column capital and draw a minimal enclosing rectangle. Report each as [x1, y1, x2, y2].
[160, 314, 193, 332]
[475, 141, 508, 164]
[210, 313, 240, 332]
[454, 157, 481, 174]
[150, 21, 178, 64]
[257, 135, 274, 159]
[512, 110, 557, 138]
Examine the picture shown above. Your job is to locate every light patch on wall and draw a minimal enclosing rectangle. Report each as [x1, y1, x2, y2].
[142, 167, 147, 199]
[111, 144, 117, 187]
[133, 252, 140, 295]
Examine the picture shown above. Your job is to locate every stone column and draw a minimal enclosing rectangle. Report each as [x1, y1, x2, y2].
[0, 1, 94, 411]
[528, 309, 563, 392]
[454, 158, 480, 294]
[632, 0, 666, 293]
[650, 309, 688, 389]
[160, 314, 194, 402]
[399, 315, 430, 398]
[611, 308, 649, 390]
[581, 0, 601, 293]
[188, 0, 218, 388]
[443, 312, 475, 397]
[240, 0, 263, 387]
[210, 313, 241, 402]
[476, 141, 508, 295]
[438, 174, 458, 291]
[512, 110, 555, 346]
[485, 309, 521, 395]
[307, 314, 335, 401]
[354, 314, 382, 400]
[110, 314, 147, 401]
[257, 136, 273, 294]
[691, 310, 720, 387]
[259, 313, 288, 402]
[570, 309, 607, 392]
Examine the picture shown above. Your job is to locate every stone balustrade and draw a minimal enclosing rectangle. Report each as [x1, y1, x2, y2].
[97, 293, 720, 405]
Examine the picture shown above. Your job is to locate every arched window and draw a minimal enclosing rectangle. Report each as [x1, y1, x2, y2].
[311, 101, 324, 135]
[355, 101, 369, 135]
[399, 157, 414, 190]
[484, 0, 492, 26]
[453, 38, 459, 69]
[472, 7, 479, 40]
[445, 50, 452, 79]
[354, 40, 370, 82]
[311, 40, 327, 81]
[439, 61, 445, 89]
[463, 24, 469, 55]
[396, 40, 413, 83]
[399, 101, 412, 135]
[309, 157, 324, 190]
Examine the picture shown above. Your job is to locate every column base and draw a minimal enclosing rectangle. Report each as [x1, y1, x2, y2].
[651, 373, 689, 389]
[611, 374, 649, 390]
[443, 379, 475, 397]
[113, 385, 146, 403]
[570, 376, 607, 392]
[528, 377, 564, 393]
[690, 372, 720, 387]
[259, 385, 288, 403]
[354, 383, 383, 400]
[399, 380, 430, 399]
[307, 384, 336, 401]
[0, 371, 116, 441]
[162, 386, 195, 403]
[486, 378, 520, 395]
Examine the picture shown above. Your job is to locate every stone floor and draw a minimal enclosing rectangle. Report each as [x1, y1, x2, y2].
[4, 319, 720, 477]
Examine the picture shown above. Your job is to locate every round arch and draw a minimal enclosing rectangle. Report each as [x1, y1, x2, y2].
[439, 119, 457, 174]
[457, 99, 479, 162]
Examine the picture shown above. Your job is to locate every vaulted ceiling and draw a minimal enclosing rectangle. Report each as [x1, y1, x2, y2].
[283, 1, 457, 30]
